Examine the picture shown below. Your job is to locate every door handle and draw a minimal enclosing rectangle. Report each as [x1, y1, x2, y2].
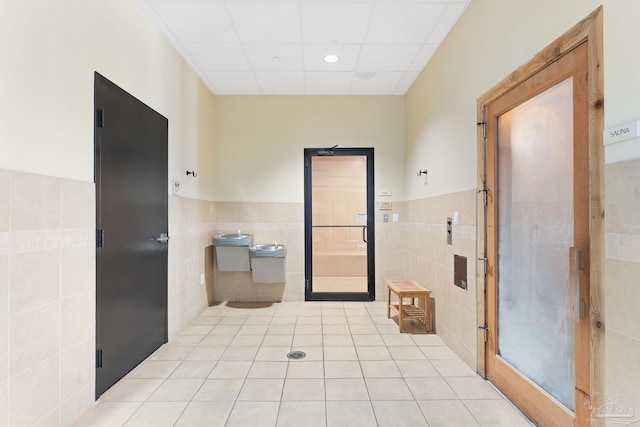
[570, 247, 585, 323]
[362, 226, 368, 244]
[150, 233, 170, 243]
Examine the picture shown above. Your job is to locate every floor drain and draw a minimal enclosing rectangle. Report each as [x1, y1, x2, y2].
[287, 351, 306, 360]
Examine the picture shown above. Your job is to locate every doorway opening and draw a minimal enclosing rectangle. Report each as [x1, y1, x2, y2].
[304, 147, 375, 301]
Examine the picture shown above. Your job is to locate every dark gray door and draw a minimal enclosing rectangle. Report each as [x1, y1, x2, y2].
[94, 73, 168, 398]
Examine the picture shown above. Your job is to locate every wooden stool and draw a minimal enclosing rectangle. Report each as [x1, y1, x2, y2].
[387, 280, 432, 333]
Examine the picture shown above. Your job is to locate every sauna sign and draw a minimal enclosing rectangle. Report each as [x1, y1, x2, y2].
[603, 120, 640, 145]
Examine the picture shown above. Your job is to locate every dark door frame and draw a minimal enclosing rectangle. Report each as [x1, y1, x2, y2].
[303, 147, 375, 302]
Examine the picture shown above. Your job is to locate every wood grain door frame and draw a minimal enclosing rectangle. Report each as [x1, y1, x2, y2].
[476, 8, 603, 427]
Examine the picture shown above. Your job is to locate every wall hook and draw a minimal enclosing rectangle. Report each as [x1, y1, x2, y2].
[186, 170, 197, 177]
[416, 169, 428, 177]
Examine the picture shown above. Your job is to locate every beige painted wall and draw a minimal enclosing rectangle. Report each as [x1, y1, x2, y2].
[212, 96, 405, 202]
[405, 0, 640, 201]
[0, 1, 218, 425]
[405, 0, 640, 417]
[0, 0, 217, 200]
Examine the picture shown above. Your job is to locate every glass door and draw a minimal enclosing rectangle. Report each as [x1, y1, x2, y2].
[304, 148, 375, 301]
[483, 42, 591, 426]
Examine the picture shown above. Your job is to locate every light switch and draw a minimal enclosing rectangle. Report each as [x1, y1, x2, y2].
[453, 211, 459, 225]
[392, 213, 399, 223]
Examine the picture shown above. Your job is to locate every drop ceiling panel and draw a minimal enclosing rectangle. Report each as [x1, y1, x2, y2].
[366, 3, 447, 44]
[244, 44, 304, 71]
[409, 44, 439, 71]
[184, 44, 252, 72]
[395, 71, 421, 94]
[356, 45, 422, 72]
[204, 71, 261, 94]
[303, 44, 362, 71]
[301, 3, 372, 44]
[135, 0, 469, 95]
[350, 72, 404, 94]
[150, 3, 239, 44]
[305, 72, 354, 94]
[255, 72, 305, 94]
[227, 3, 301, 44]
[426, 3, 469, 44]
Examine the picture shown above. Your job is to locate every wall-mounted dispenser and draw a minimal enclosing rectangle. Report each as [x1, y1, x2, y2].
[249, 244, 287, 283]
[212, 232, 253, 271]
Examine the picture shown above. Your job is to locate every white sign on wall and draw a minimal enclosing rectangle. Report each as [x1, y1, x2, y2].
[603, 120, 640, 145]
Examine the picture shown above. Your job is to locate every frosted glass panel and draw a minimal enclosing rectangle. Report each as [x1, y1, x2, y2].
[497, 78, 575, 410]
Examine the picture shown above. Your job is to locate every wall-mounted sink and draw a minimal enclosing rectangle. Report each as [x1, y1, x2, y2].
[250, 243, 287, 283]
[213, 233, 253, 247]
[212, 232, 253, 271]
[250, 244, 287, 257]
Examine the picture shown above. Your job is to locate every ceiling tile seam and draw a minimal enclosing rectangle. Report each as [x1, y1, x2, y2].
[222, 0, 262, 94]
[142, 2, 225, 94]
[394, 72, 417, 95]
[348, 1, 376, 93]
[142, 2, 220, 93]
[137, 0, 468, 95]
[296, 1, 308, 94]
[425, 3, 468, 45]
[401, 3, 469, 78]
[411, 4, 448, 47]
[391, 73, 404, 95]
[387, 4, 460, 85]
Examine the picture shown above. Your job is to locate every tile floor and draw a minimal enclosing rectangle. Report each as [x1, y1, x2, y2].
[74, 301, 533, 427]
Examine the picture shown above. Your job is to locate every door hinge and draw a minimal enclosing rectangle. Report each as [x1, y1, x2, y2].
[96, 109, 104, 128]
[96, 229, 105, 248]
[305, 279, 310, 290]
[479, 325, 489, 343]
[478, 188, 489, 206]
[476, 120, 486, 139]
[478, 257, 488, 276]
[96, 349, 103, 368]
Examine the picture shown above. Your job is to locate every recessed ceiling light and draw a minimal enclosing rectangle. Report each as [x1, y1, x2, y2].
[323, 54, 340, 64]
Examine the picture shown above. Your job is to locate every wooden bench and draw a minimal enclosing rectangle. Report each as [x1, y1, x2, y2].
[387, 280, 432, 333]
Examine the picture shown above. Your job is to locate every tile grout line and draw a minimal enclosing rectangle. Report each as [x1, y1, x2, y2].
[89, 301, 532, 426]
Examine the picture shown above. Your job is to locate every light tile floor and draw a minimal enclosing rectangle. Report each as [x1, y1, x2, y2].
[74, 301, 534, 427]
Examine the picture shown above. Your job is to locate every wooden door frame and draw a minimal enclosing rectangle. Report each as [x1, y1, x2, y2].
[476, 7, 604, 426]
